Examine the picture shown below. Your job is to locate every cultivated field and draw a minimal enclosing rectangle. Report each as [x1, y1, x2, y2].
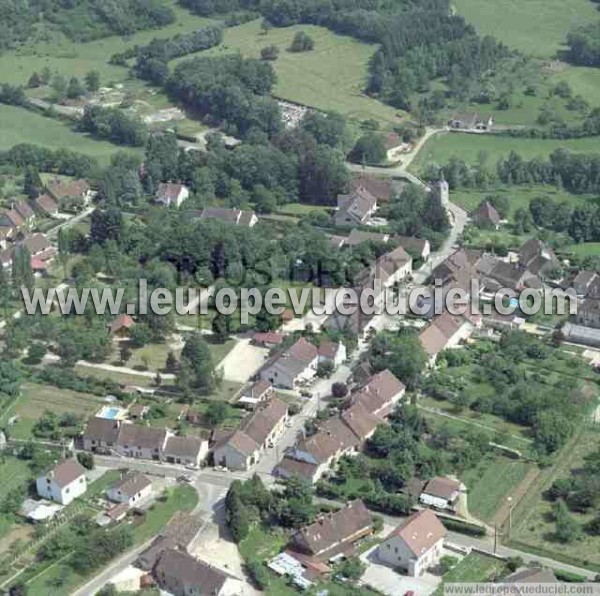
[453, 0, 598, 58]
[411, 132, 600, 171]
[202, 20, 401, 123]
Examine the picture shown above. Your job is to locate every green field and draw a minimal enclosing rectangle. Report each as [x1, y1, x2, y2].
[462, 457, 536, 522]
[511, 429, 600, 570]
[0, 1, 213, 85]
[0, 104, 133, 164]
[552, 66, 600, 108]
[568, 242, 600, 257]
[450, 185, 595, 218]
[202, 20, 400, 123]
[453, 0, 598, 58]
[438, 552, 508, 587]
[1, 382, 104, 440]
[412, 132, 600, 171]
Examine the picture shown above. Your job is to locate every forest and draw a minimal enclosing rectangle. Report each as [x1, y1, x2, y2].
[0, 0, 175, 50]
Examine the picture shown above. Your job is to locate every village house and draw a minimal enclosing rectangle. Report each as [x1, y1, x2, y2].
[136, 511, 204, 571]
[21, 233, 52, 258]
[574, 298, 600, 329]
[448, 112, 494, 132]
[155, 182, 190, 208]
[13, 200, 36, 225]
[396, 236, 431, 261]
[571, 270, 600, 298]
[154, 549, 244, 596]
[420, 476, 465, 511]
[109, 313, 135, 338]
[163, 435, 208, 467]
[46, 177, 93, 209]
[328, 234, 347, 249]
[518, 238, 558, 279]
[334, 187, 377, 227]
[128, 404, 149, 420]
[289, 500, 373, 562]
[0, 209, 24, 233]
[238, 379, 274, 409]
[116, 425, 168, 460]
[32, 194, 60, 218]
[81, 417, 121, 453]
[352, 369, 406, 418]
[197, 207, 258, 227]
[276, 416, 360, 483]
[383, 131, 409, 162]
[419, 311, 476, 364]
[317, 340, 346, 368]
[351, 174, 393, 202]
[472, 201, 501, 229]
[252, 331, 284, 349]
[378, 509, 446, 576]
[504, 567, 558, 583]
[106, 472, 153, 506]
[36, 459, 87, 506]
[213, 397, 288, 470]
[345, 229, 391, 247]
[259, 337, 320, 389]
[374, 245, 413, 286]
[341, 401, 383, 442]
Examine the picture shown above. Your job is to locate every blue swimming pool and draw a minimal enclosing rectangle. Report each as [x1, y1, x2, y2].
[103, 407, 120, 419]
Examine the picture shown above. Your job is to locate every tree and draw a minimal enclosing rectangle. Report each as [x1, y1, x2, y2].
[260, 45, 279, 61]
[165, 351, 178, 373]
[77, 452, 95, 470]
[211, 312, 230, 343]
[331, 382, 348, 398]
[26, 342, 47, 364]
[27, 72, 42, 88]
[67, 76, 85, 99]
[554, 499, 580, 543]
[337, 556, 365, 581]
[51, 74, 67, 101]
[179, 333, 219, 392]
[205, 401, 227, 427]
[348, 133, 387, 165]
[119, 344, 132, 363]
[85, 70, 100, 93]
[23, 166, 42, 199]
[277, 475, 315, 528]
[289, 31, 315, 52]
[317, 360, 334, 378]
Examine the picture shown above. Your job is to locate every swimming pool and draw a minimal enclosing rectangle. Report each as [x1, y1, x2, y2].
[102, 407, 120, 419]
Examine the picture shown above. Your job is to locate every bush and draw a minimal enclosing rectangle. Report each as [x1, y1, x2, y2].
[260, 45, 279, 61]
[506, 556, 523, 572]
[247, 560, 270, 589]
[289, 31, 314, 52]
[554, 569, 587, 583]
[440, 518, 486, 537]
[440, 555, 458, 573]
[77, 452, 95, 470]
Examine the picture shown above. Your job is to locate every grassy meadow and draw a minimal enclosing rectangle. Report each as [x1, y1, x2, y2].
[411, 132, 600, 171]
[0, 1, 214, 85]
[453, 0, 598, 58]
[202, 20, 401, 123]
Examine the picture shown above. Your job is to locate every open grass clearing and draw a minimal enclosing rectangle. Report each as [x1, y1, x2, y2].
[1, 382, 104, 440]
[0, 105, 133, 165]
[511, 428, 600, 570]
[201, 19, 401, 124]
[461, 456, 537, 523]
[567, 242, 600, 257]
[451, 185, 597, 219]
[437, 552, 507, 590]
[412, 132, 600, 172]
[552, 66, 600, 108]
[453, 0, 598, 58]
[0, 1, 214, 85]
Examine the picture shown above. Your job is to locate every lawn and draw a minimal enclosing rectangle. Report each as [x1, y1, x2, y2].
[450, 186, 594, 219]
[1, 382, 104, 440]
[0, 458, 33, 506]
[461, 457, 537, 523]
[453, 0, 598, 58]
[277, 203, 333, 216]
[201, 20, 401, 124]
[0, 105, 133, 164]
[510, 428, 600, 570]
[567, 242, 600, 257]
[0, 1, 214, 85]
[552, 66, 600, 109]
[438, 552, 508, 586]
[411, 132, 600, 172]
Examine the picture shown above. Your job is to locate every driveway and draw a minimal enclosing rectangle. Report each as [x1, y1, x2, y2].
[217, 338, 269, 382]
[360, 545, 441, 596]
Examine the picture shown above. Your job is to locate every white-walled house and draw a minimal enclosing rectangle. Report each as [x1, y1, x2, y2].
[155, 182, 190, 208]
[420, 476, 465, 511]
[378, 509, 446, 576]
[36, 459, 87, 506]
[106, 472, 152, 507]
